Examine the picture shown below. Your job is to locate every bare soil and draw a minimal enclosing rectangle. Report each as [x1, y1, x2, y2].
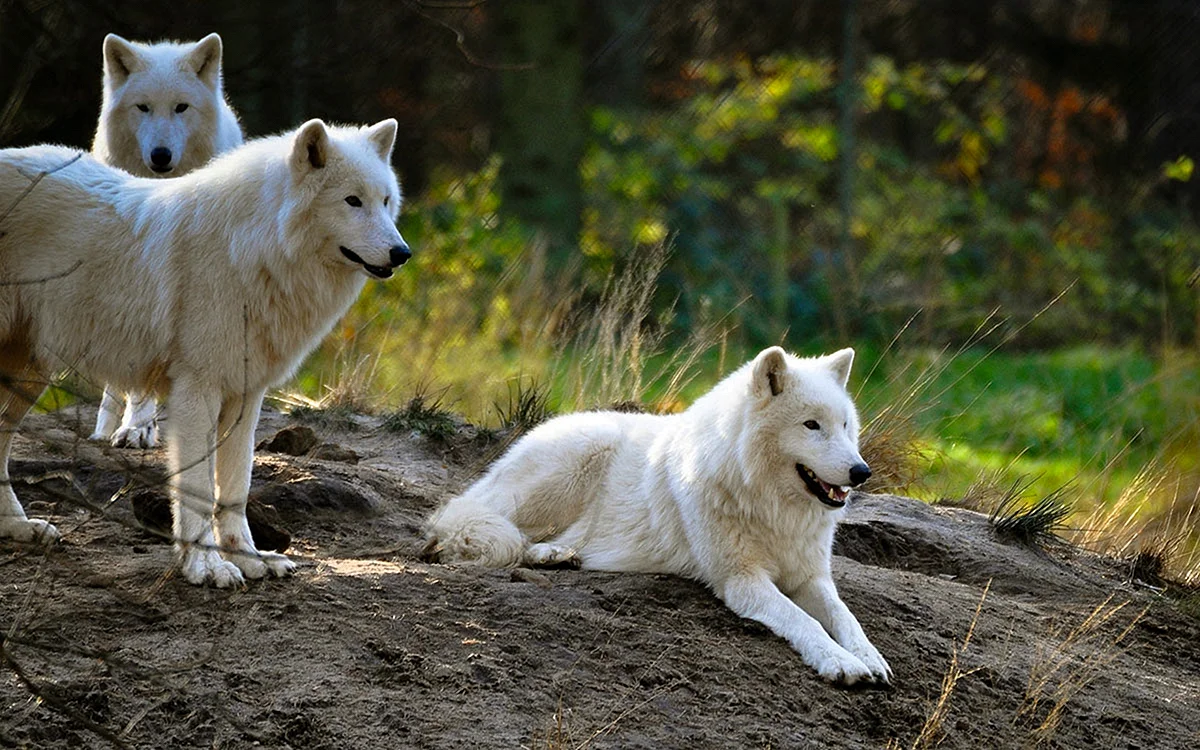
[2, 406, 1198, 749]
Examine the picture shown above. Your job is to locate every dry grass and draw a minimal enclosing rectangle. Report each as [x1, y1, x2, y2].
[552, 241, 726, 413]
[909, 581, 991, 749]
[1016, 596, 1146, 746]
[1069, 463, 1200, 586]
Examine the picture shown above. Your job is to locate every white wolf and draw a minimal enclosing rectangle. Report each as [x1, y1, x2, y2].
[0, 118, 410, 587]
[426, 347, 891, 685]
[90, 32, 244, 448]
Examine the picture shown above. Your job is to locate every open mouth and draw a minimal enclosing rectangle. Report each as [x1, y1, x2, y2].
[340, 246, 393, 279]
[797, 464, 849, 509]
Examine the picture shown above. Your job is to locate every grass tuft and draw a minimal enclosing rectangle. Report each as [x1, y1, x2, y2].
[494, 377, 555, 434]
[382, 390, 458, 442]
[988, 478, 1073, 547]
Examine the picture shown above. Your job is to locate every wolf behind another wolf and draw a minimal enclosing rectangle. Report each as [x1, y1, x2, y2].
[0, 118, 410, 586]
[427, 347, 891, 686]
[89, 33, 244, 448]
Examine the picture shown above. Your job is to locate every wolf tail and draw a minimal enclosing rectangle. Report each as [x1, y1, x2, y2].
[423, 496, 526, 567]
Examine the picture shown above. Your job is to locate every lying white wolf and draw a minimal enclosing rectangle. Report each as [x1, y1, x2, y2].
[427, 347, 891, 685]
[0, 118, 409, 586]
[90, 32, 245, 448]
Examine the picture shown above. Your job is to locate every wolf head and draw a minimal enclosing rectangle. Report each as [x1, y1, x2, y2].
[100, 33, 230, 176]
[748, 346, 871, 510]
[286, 119, 411, 279]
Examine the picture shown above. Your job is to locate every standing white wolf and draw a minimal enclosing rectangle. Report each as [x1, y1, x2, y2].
[0, 118, 410, 587]
[426, 347, 891, 685]
[89, 32, 244, 448]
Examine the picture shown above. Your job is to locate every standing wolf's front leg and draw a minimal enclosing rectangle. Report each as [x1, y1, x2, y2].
[168, 376, 242, 587]
[214, 390, 294, 580]
[790, 575, 891, 684]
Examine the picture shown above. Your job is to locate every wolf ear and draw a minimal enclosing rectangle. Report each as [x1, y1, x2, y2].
[365, 119, 398, 162]
[752, 346, 789, 399]
[185, 33, 224, 89]
[292, 119, 330, 172]
[103, 34, 142, 86]
[823, 348, 855, 387]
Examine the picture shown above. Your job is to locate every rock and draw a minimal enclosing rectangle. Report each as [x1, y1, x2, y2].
[257, 425, 320, 456]
[309, 442, 360, 463]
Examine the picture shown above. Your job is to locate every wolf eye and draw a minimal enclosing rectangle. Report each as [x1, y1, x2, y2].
[175, 103, 189, 113]
[136, 104, 149, 113]
[345, 196, 362, 207]
[384, 196, 389, 207]
[804, 420, 821, 430]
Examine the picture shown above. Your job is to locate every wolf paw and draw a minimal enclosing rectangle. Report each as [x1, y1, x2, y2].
[523, 543, 581, 569]
[180, 547, 245, 588]
[111, 422, 160, 449]
[847, 641, 892, 685]
[0, 517, 61, 544]
[228, 549, 296, 580]
[89, 427, 116, 442]
[811, 645, 874, 687]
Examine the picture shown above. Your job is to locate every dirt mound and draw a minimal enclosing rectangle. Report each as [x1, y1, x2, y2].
[2, 407, 1197, 749]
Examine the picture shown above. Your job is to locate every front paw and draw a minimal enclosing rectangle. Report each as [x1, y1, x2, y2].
[848, 640, 892, 685]
[180, 546, 245, 588]
[227, 548, 296, 580]
[111, 422, 159, 449]
[809, 644, 874, 687]
[0, 517, 61, 544]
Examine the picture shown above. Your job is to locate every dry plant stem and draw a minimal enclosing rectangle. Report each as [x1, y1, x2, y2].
[911, 580, 991, 749]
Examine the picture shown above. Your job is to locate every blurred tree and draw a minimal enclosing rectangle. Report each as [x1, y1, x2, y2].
[493, 0, 585, 271]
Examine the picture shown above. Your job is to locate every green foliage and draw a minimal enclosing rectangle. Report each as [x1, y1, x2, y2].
[583, 52, 1198, 348]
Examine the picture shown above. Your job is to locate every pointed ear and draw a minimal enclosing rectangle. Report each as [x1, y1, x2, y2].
[292, 119, 330, 173]
[103, 34, 142, 86]
[823, 348, 855, 387]
[365, 119, 398, 162]
[751, 347, 789, 399]
[185, 33, 224, 88]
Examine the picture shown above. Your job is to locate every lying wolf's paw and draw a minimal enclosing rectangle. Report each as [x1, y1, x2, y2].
[523, 543, 582, 570]
[811, 645, 874, 687]
[228, 549, 296, 580]
[848, 641, 892, 685]
[181, 547, 245, 588]
[0, 517, 61, 544]
[111, 422, 160, 449]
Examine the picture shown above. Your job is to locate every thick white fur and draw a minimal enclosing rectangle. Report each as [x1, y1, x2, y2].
[427, 347, 891, 685]
[0, 119, 407, 587]
[90, 33, 245, 448]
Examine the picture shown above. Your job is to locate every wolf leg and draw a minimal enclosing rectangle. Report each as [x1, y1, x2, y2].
[213, 389, 293, 579]
[111, 391, 159, 448]
[89, 386, 123, 442]
[0, 366, 58, 542]
[790, 575, 891, 684]
[719, 570, 873, 686]
[168, 377, 242, 587]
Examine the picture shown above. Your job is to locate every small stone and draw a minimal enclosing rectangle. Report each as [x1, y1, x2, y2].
[510, 568, 552, 588]
[309, 442, 359, 463]
[256, 425, 319, 456]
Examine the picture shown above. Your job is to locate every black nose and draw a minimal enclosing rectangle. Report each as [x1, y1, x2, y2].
[848, 463, 872, 487]
[150, 147, 172, 167]
[389, 243, 411, 267]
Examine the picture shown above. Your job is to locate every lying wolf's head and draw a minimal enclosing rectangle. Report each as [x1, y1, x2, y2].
[748, 346, 870, 510]
[287, 119, 411, 279]
[100, 33, 232, 177]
